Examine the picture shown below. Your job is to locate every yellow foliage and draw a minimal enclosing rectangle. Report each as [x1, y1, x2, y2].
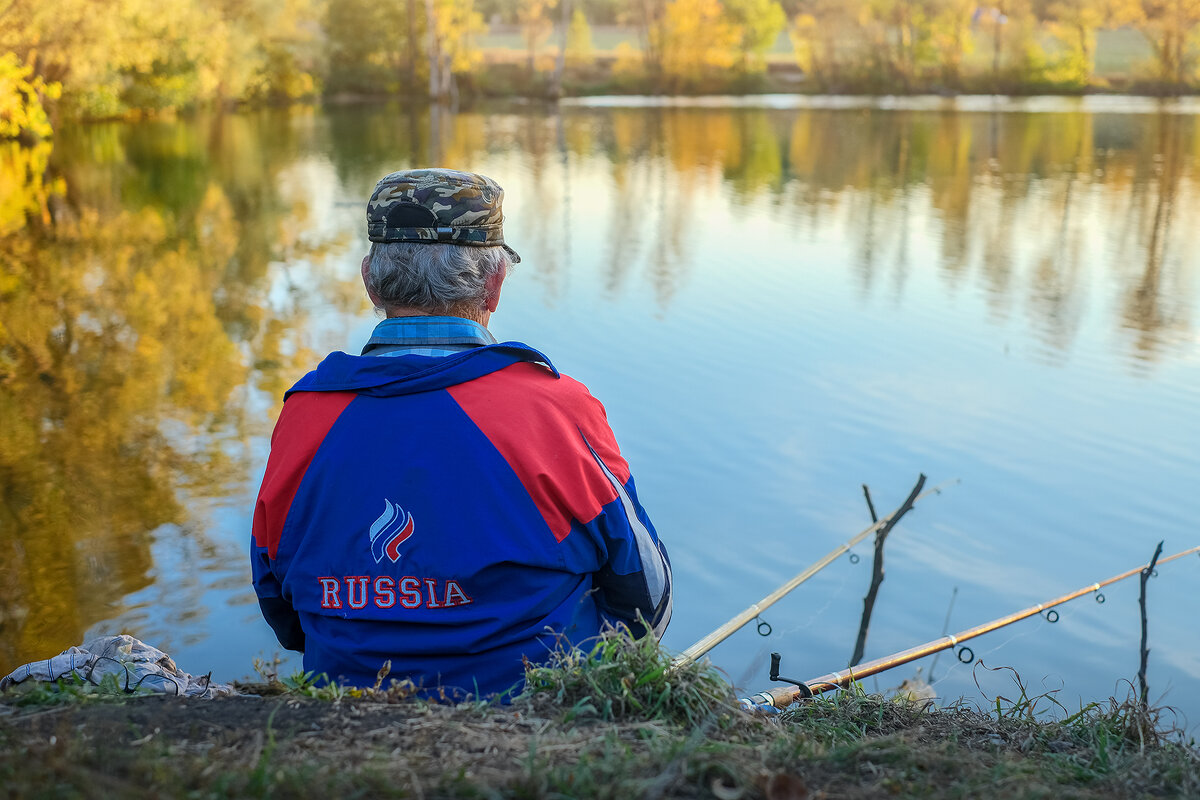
[519, 0, 556, 60]
[723, 0, 787, 72]
[0, 53, 59, 140]
[434, 0, 487, 72]
[0, 0, 323, 118]
[789, 13, 819, 74]
[655, 0, 740, 83]
[788, 1, 869, 86]
[1127, 0, 1200, 84]
[928, 0, 975, 83]
[0, 141, 62, 234]
[1042, 0, 1108, 84]
[566, 7, 594, 66]
[612, 42, 646, 79]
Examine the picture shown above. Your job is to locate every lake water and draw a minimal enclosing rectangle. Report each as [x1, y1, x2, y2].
[2, 97, 1198, 728]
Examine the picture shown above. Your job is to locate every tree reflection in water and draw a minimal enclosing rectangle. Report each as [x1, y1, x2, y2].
[0, 113, 348, 669]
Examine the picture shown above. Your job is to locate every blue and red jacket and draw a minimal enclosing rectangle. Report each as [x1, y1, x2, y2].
[250, 342, 672, 698]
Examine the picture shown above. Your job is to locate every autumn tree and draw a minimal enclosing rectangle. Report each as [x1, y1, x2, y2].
[552, 0, 578, 95]
[790, 0, 868, 89]
[0, 53, 57, 141]
[566, 6, 595, 66]
[622, 0, 670, 77]
[976, 0, 1045, 87]
[656, 0, 740, 87]
[424, 0, 486, 99]
[1044, 0, 1105, 84]
[928, 0, 976, 88]
[1126, 0, 1200, 87]
[723, 0, 787, 73]
[0, 0, 175, 117]
[325, 0, 421, 94]
[519, 0, 556, 76]
[1041, 0, 1154, 86]
[856, 0, 943, 89]
[0, 0, 323, 122]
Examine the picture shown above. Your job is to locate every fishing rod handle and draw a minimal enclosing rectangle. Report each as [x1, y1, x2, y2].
[739, 686, 804, 710]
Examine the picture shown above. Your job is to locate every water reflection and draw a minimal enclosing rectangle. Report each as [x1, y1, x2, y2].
[1118, 116, 1196, 360]
[556, 107, 1197, 358]
[0, 114, 345, 667]
[1, 101, 1198, 677]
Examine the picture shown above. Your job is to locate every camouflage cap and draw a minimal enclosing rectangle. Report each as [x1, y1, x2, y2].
[366, 168, 521, 263]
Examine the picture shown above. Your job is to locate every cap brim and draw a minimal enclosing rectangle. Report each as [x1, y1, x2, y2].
[503, 244, 522, 264]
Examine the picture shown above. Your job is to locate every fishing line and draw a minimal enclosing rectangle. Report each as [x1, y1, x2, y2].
[757, 535, 938, 680]
[929, 600, 1085, 691]
[765, 557, 856, 639]
[694, 564, 850, 691]
[701, 546, 862, 692]
[753, 546, 934, 692]
[729, 556, 868, 693]
[927, 586, 958, 680]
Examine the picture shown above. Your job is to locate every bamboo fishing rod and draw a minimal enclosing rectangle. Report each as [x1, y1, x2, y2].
[673, 473, 949, 669]
[741, 544, 1200, 710]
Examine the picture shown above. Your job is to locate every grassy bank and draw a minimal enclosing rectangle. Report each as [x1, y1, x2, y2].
[2, 636, 1198, 798]
[466, 27, 1189, 99]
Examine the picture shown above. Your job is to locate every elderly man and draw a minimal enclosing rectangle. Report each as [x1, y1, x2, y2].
[250, 168, 671, 698]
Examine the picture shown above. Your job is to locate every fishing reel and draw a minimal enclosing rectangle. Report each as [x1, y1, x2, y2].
[769, 652, 813, 699]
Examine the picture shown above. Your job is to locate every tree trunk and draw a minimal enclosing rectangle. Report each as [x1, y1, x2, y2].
[443, 52, 457, 104]
[1077, 22, 1089, 72]
[991, 37, 999, 79]
[527, 23, 536, 80]
[424, 0, 441, 99]
[407, 0, 417, 90]
[552, 0, 573, 98]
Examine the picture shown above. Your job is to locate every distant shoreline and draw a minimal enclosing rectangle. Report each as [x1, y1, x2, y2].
[45, 90, 1200, 135]
[557, 93, 1200, 113]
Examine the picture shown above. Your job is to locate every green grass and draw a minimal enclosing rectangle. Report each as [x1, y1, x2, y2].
[475, 25, 1176, 97]
[519, 628, 741, 728]
[476, 24, 641, 55]
[1, 670, 145, 706]
[1094, 28, 1154, 78]
[2, 633, 1198, 798]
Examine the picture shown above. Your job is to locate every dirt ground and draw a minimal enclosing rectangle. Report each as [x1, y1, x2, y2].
[4, 688, 1199, 799]
[3, 694, 574, 788]
[2, 693, 728, 797]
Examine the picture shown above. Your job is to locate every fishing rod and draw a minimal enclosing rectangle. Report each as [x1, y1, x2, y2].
[673, 473, 952, 669]
[740, 544, 1200, 710]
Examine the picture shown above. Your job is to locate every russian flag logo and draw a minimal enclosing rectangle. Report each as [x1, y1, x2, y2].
[369, 499, 415, 563]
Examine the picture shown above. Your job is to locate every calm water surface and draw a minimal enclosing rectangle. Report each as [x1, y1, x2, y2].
[2, 98, 1198, 726]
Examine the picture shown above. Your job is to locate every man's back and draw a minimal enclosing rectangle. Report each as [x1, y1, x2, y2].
[252, 342, 671, 696]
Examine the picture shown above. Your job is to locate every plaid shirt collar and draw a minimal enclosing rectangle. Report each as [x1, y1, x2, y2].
[361, 315, 498, 358]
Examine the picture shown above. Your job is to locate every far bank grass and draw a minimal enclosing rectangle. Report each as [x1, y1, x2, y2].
[470, 27, 1171, 98]
[2, 635, 1198, 799]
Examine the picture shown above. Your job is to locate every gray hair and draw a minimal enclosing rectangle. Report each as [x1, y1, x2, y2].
[365, 242, 510, 313]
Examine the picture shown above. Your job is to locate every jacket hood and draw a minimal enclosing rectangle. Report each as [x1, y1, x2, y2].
[285, 342, 558, 400]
